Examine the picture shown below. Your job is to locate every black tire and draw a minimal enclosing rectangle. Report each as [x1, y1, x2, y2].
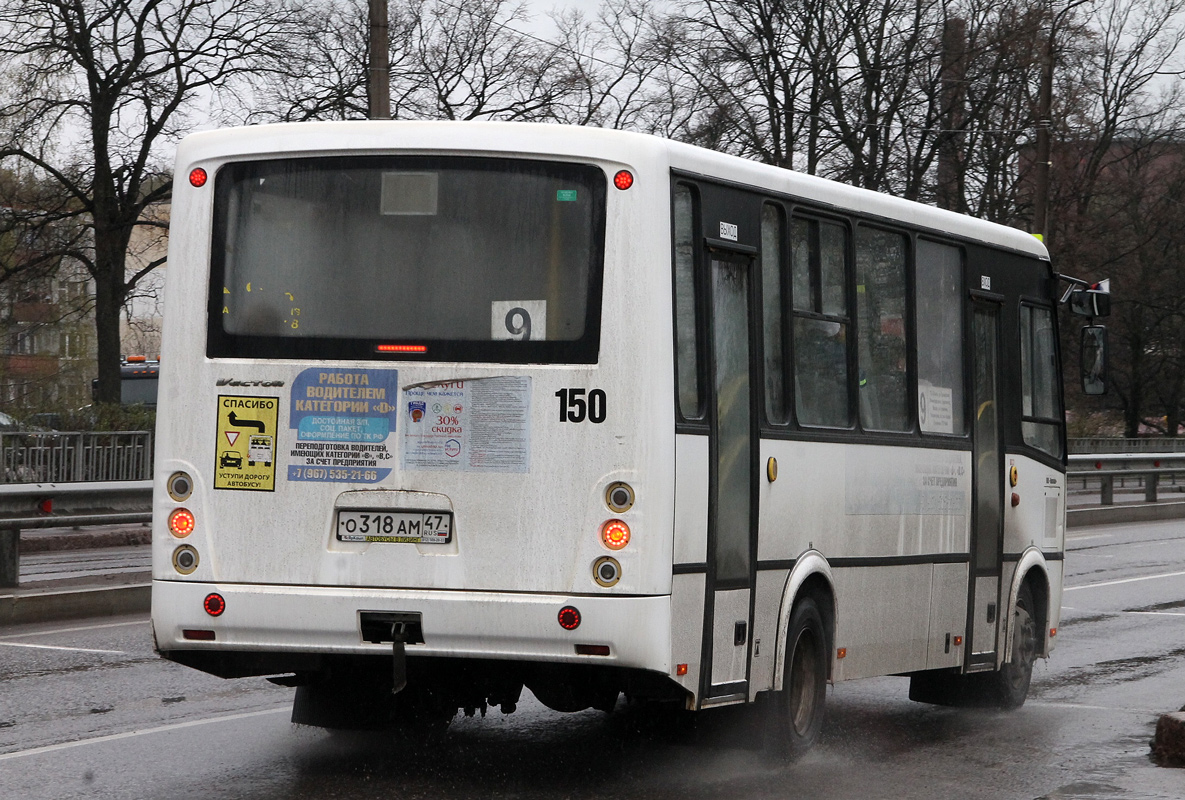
[766, 597, 828, 762]
[908, 582, 1039, 709]
[993, 582, 1038, 709]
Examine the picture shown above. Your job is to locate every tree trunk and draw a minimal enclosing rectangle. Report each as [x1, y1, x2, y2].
[91, 217, 130, 406]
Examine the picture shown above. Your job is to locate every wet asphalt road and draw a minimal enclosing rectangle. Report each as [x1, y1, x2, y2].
[2, 518, 1185, 800]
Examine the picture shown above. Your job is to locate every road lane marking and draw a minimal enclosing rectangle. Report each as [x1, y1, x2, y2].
[0, 619, 146, 640]
[0, 707, 289, 762]
[1063, 569, 1185, 592]
[0, 642, 124, 654]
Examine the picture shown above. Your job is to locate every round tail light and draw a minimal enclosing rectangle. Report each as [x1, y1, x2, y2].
[605, 482, 634, 513]
[172, 545, 199, 575]
[167, 471, 193, 501]
[168, 508, 195, 537]
[203, 593, 226, 617]
[593, 556, 621, 587]
[558, 606, 581, 630]
[601, 519, 630, 550]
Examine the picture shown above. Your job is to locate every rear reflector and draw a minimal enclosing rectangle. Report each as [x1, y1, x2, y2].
[183, 629, 216, 641]
[575, 644, 610, 656]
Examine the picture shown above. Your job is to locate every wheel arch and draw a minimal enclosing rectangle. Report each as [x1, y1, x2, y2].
[772, 551, 836, 691]
[1004, 548, 1051, 662]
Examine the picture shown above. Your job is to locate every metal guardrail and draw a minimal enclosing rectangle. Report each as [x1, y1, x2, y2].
[1066, 452, 1185, 505]
[0, 431, 153, 484]
[0, 444, 1181, 590]
[1069, 437, 1185, 454]
[0, 480, 153, 588]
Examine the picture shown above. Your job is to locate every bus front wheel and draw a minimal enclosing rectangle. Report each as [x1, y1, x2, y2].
[993, 582, 1038, 709]
[765, 597, 828, 762]
[908, 582, 1039, 709]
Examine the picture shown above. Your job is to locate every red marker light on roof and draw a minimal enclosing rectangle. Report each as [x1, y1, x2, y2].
[613, 170, 634, 190]
[203, 593, 225, 617]
[189, 168, 207, 188]
[376, 344, 427, 353]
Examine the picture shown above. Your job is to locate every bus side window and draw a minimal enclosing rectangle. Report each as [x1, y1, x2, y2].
[1020, 304, 1063, 457]
[761, 203, 788, 424]
[673, 184, 703, 420]
[855, 226, 909, 432]
[915, 240, 965, 435]
[791, 216, 852, 427]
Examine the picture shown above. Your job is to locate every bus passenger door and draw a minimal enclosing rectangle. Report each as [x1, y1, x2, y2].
[702, 250, 756, 701]
[967, 301, 1004, 669]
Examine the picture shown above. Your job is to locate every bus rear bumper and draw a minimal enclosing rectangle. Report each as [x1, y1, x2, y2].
[152, 579, 672, 674]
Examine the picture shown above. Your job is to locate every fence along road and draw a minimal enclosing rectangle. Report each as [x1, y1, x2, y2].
[2, 433, 1184, 622]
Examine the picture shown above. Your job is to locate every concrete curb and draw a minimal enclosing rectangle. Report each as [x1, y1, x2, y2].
[0, 583, 150, 626]
[1067, 501, 1185, 527]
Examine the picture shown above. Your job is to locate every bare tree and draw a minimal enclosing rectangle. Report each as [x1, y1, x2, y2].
[547, 0, 674, 131]
[0, 0, 311, 402]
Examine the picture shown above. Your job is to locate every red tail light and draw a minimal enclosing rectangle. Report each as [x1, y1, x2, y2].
[601, 519, 630, 550]
[169, 508, 195, 537]
[203, 593, 226, 617]
[558, 606, 581, 630]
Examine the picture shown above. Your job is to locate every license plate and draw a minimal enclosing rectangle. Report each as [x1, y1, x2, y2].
[336, 510, 452, 544]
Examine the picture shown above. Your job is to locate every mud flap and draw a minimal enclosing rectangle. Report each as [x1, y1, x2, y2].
[391, 622, 409, 695]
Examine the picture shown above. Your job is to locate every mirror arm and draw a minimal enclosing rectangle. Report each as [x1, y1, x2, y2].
[1055, 272, 1091, 305]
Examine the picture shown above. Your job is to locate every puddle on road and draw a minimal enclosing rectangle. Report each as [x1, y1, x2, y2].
[1058, 613, 1115, 628]
[1035, 781, 1126, 799]
[1034, 647, 1185, 690]
[1123, 599, 1185, 613]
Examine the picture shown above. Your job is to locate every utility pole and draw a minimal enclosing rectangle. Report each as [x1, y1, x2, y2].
[368, 0, 390, 119]
[1033, 21, 1054, 240]
[937, 16, 966, 212]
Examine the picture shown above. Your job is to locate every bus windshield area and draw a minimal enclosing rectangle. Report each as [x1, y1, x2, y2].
[210, 156, 606, 363]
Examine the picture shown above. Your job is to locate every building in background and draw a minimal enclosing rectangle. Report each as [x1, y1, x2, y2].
[0, 202, 169, 415]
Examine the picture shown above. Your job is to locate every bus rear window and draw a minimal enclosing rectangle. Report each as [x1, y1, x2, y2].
[208, 156, 606, 363]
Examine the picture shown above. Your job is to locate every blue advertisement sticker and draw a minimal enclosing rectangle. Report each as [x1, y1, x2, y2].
[289, 368, 399, 442]
[287, 367, 399, 484]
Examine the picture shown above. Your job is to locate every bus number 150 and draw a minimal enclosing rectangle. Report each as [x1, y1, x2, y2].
[555, 388, 606, 423]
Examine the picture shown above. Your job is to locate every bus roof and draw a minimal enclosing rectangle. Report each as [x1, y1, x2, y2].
[177, 121, 1049, 260]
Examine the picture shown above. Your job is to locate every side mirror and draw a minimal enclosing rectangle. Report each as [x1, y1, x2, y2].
[1081, 325, 1107, 395]
[1069, 288, 1110, 317]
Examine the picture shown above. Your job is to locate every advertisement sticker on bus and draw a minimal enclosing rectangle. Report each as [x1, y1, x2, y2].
[287, 367, 399, 483]
[401, 376, 531, 472]
[214, 395, 279, 491]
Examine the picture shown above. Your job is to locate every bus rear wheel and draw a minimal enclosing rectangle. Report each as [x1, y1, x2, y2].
[766, 597, 827, 762]
[908, 582, 1038, 708]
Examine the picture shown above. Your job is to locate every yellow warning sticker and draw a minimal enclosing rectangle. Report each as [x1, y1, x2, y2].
[215, 395, 280, 492]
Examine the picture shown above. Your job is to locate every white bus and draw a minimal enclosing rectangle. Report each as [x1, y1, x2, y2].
[153, 121, 1072, 756]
